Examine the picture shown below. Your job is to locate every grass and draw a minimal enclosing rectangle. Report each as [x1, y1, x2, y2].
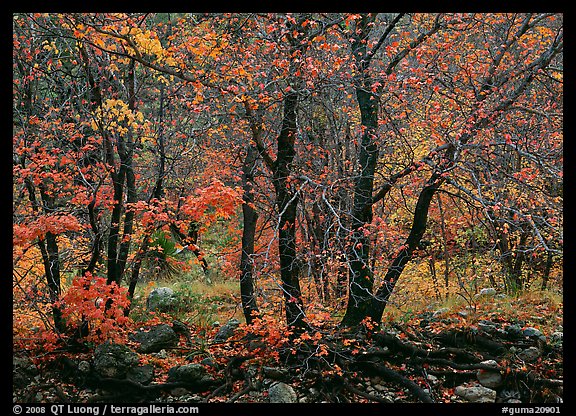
[130, 274, 243, 329]
[127, 233, 563, 338]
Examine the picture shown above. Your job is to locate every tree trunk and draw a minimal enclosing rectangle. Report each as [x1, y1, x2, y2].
[240, 145, 260, 324]
[37, 182, 66, 333]
[273, 91, 307, 332]
[369, 175, 443, 324]
[340, 87, 379, 327]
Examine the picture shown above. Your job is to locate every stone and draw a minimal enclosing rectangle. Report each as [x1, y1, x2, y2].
[506, 324, 524, 338]
[374, 384, 386, 392]
[262, 366, 288, 379]
[93, 342, 139, 379]
[455, 384, 497, 403]
[550, 332, 563, 344]
[168, 363, 214, 384]
[153, 349, 168, 359]
[130, 324, 179, 353]
[146, 287, 177, 312]
[432, 308, 449, 318]
[13, 356, 39, 388]
[268, 382, 297, 403]
[479, 288, 497, 296]
[518, 346, 540, 362]
[477, 360, 502, 388]
[78, 361, 91, 373]
[213, 318, 240, 343]
[170, 387, 190, 397]
[127, 365, 154, 385]
[522, 327, 543, 338]
[200, 357, 217, 368]
[478, 320, 499, 333]
[426, 374, 439, 385]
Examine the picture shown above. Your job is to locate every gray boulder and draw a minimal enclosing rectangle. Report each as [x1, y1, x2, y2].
[476, 360, 503, 388]
[93, 342, 139, 379]
[130, 324, 179, 353]
[505, 324, 524, 338]
[147, 287, 177, 312]
[455, 384, 497, 403]
[213, 318, 240, 343]
[127, 365, 154, 385]
[432, 308, 449, 319]
[268, 382, 297, 403]
[522, 327, 543, 338]
[479, 288, 497, 296]
[13, 356, 39, 388]
[167, 363, 215, 384]
[550, 331, 563, 345]
[518, 346, 540, 362]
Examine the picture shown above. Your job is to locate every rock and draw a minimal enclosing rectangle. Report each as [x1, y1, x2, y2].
[432, 308, 449, 318]
[477, 360, 502, 388]
[550, 332, 563, 344]
[200, 357, 217, 368]
[374, 384, 386, 392]
[127, 365, 154, 385]
[268, 382, 297, 403]
[506, 324, 524, 338]
[299, 397, 308, 403]
[146, 287, 177, 312]
[455, 384, 497, 403]
[13, 356, 39, 388]
[478, 320, 499, 333]
[522, 327, 543, 338]
[130, 324, 179, 353]
[518, 346, 540, 362]
[153, 349, 168, 359]
[499, 389, 522, 403]
[78, 361, 91, 373]
[495, 294, 508, 299]
[170, 387, 189, 397]
[213, 318, 240, 343]
[262, 366, 288, 379]
[167, 363, 214, 384]
[426, 374, 439, 385]
[384, 394, 396, 403]
[479, 288, 497, 296]
[457, 310, 469, 318]
[93, 342, 139, 379]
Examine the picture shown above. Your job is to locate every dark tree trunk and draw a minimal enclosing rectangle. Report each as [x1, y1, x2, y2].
[540, 251, 554, 290]
[106, 168, 126, 285]
[340, 15, 380, 327]
[240, 145, 260, 324]
[273, 91, 307, 332]
[36, 182, 66, 333]
[106, 60, 137, 286]
[340, 87, 380, 328]
[368, 175, 443, 323]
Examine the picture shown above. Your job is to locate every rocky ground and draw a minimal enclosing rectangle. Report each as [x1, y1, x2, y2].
[14, 290, 563, 404]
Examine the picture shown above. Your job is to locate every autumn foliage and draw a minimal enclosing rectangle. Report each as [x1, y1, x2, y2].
[13, 12, 562, 404]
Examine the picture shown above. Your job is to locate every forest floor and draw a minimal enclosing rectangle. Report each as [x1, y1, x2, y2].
[13, 278, 563, 405]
